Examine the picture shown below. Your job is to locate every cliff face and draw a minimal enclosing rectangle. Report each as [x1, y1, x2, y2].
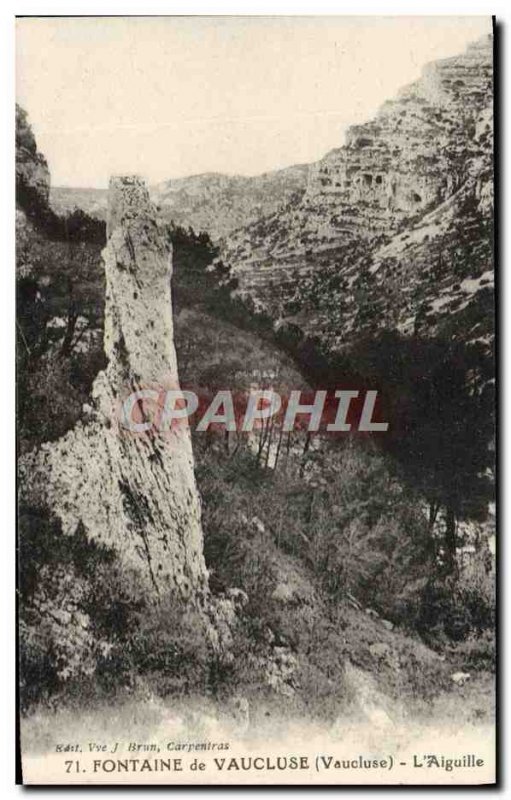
[16, 104, 51, 210]
[50, 164, 309, 240]
[20, 176, 209, 605]
[306, 35, 493, 231]
[220, 35, 494, 350]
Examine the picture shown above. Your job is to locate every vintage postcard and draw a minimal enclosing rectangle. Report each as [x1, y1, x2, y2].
[16, 15, 496, 785]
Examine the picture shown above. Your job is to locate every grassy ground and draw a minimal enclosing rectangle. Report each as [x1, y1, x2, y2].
[21, 655, 494, 757]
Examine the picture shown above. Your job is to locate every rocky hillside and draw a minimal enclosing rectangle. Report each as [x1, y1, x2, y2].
[221, 35, 494, 352]
[49, 186, 108, 221]
[50, 164, 309, 240]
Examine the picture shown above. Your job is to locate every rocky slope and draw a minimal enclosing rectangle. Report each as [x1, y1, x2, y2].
[220, 35, 494, 351]
[50, 164, 309, 240]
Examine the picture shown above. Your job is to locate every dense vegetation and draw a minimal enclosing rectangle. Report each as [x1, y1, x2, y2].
[170, 227, 495, 577]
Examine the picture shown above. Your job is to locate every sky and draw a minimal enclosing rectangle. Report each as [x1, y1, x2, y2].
[16, 16, 492, 188]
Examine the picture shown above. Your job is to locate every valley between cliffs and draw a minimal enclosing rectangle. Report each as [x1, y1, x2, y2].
[17, 30, 495, 776]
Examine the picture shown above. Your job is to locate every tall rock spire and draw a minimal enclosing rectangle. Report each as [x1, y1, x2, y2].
[21, 176, 210, 605]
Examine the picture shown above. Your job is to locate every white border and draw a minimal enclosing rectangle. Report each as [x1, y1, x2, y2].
[2, 2, 507, 797]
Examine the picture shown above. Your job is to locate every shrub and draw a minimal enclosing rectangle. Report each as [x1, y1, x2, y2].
[18, 508, 117, 710]
[445, 630, 495, 672]
[415, 578, 495, 645]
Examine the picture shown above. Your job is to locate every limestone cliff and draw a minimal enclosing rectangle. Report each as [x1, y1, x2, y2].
[220, 35, 494, 351]
[20, 176, 209, 604]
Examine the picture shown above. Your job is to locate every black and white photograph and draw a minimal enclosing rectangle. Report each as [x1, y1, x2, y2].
[14, 13, 496, 786]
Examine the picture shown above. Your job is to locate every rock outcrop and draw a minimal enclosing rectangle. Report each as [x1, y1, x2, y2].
[16, 104, 51, 211]
[20, 176, 210, 605]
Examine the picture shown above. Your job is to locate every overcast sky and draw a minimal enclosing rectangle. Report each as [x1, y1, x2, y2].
[16, 16, 491, 188]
